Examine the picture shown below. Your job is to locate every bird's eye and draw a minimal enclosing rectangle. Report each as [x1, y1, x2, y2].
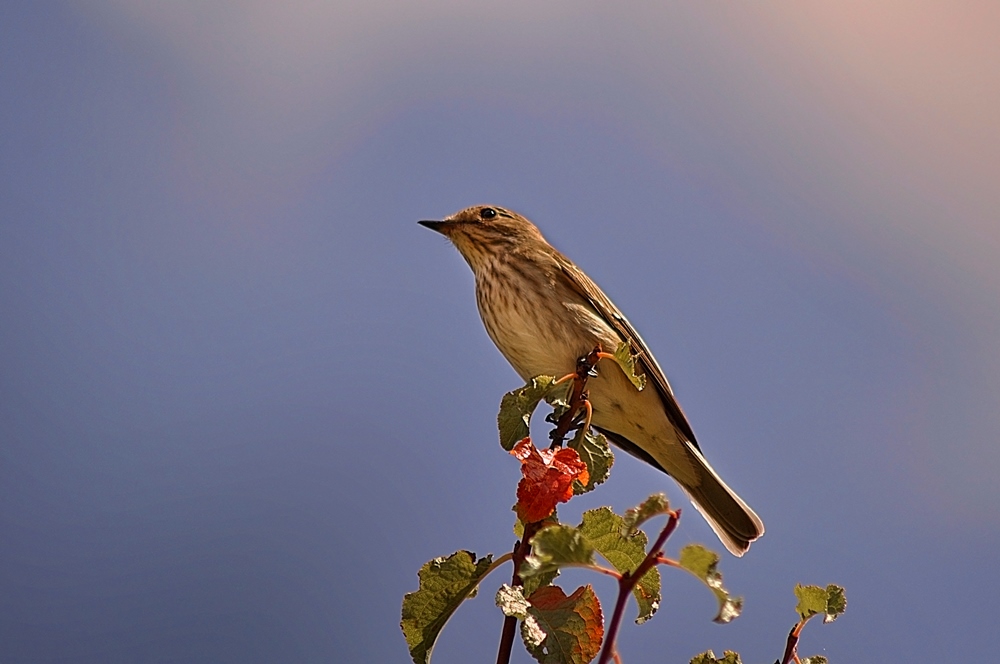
[480, 207, 497, 220]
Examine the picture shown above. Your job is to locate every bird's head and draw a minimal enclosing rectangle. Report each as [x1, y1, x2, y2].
[419, 205, 546, 270]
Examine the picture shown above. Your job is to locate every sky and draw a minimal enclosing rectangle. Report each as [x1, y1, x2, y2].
[1, 1, 998, 662]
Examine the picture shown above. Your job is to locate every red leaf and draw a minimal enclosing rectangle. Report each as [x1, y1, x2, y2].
[511, 438, 590, 523]
[523, 585, 604, 664]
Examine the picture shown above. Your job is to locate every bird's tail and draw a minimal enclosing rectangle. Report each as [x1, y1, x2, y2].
[593, 426, 764, 555]
[682, 448, 764, 557]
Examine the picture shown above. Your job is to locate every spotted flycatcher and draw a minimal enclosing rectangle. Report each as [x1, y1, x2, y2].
[419, 205, 764, 555]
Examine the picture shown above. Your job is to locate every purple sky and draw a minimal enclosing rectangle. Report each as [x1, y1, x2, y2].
[2, 2, 998, 662]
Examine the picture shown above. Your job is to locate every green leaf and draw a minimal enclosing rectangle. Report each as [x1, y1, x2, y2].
[823, 584, 847, 623]
[690, 650, 743, 664]
[401, 551, 495, 664]
[544, 383, 572, 410]
[521, 585, 604, 664]
[800, 657, 829, 664]
[794, 584, 828, 621]
[794, 584, 847, 623]
[514, 513, 561, 541]
[578, 507, 661, 624]
[677, 544, 743, 624]
[567, 429, 614, 494]
[612, 341, 646, 390]
[621, 493, 671, 536]
[523, 566, 561, 597]
[513, 518, 562, 595]
[498, 376, 561, 451]
[521, 525, 595, 579]
[496, 584, 530, 620]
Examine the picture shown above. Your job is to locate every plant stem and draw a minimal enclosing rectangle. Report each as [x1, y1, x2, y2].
[500, 349, 601, 662]
[596, 509, 681, 664]
[550, 347, 602, 447]
[495, 613, 518, 664]
[495, 520, 542, 664]
[778, 618, 808, 664]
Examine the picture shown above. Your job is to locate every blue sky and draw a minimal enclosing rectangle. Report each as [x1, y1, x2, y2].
[2, 2, 998, 662]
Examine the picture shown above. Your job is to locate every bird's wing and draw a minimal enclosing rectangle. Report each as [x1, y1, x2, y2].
[556, 257, 702, 451]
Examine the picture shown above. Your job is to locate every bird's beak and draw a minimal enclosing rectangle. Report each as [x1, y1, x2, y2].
[418, 219, 448, 234]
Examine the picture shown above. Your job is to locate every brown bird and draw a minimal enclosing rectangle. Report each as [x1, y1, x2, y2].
[419, 205, 763, 555]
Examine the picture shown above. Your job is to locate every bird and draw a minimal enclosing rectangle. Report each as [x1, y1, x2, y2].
[419, 204, 763, 556]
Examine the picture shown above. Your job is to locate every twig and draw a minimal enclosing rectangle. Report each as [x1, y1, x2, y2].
[495, 520, 543, 664]
[596, 509, 681, 664]
[500, 345, 606, 663]
[550, 346, 603, 447]
[654, 555, 682, 569]
[778, 619, 807, 664]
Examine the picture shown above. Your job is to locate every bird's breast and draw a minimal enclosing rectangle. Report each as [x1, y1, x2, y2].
[472, 260, 698, 484]
[474, 262, 617, 380]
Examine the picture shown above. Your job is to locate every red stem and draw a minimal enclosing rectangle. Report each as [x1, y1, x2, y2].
[778, 619, 807, 664]
[550, 347, 603, 447]
[495, 520, 542, 664]
[596, 509, 681, 664]
[495, 613, 518, 664]
[499, 346, 605, 662]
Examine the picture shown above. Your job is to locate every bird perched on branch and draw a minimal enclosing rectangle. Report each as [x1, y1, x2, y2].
[420, 205, 763, 556]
